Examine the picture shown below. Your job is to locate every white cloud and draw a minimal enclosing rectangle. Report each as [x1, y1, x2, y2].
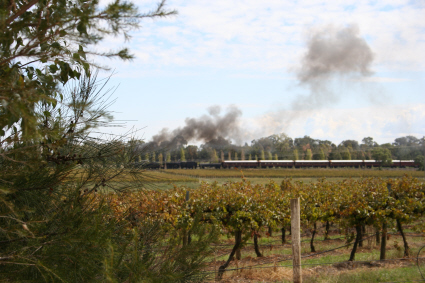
[101, 0, 424, 76]
[246, 103, 425, 144]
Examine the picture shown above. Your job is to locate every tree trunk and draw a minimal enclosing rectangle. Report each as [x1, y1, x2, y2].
[380, 222, 387, 260]
[281, 227, 286, 244]
[310, 222, 317, 253]
[358, 225, 363, 247]
[182, 230, 188, 247]
[324, 221, 330, 240]
[396, 219, 410, 257]
[349, 225, 362, 261]
[253, 233, 263, 257]
[375, 228, 380, 245]
[218, 230, 242, 280]
[236, 248, 241, 260]
[268, 226, 273, 237]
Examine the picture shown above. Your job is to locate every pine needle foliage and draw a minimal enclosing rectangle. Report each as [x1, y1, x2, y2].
[0, 72, 217, 282]
[0, 1, 218, 279]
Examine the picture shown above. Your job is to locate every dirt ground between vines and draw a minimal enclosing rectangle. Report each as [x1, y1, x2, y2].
[205, 228, 425, 282]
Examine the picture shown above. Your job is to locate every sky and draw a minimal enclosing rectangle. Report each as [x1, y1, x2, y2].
[97, 0, 425, 146]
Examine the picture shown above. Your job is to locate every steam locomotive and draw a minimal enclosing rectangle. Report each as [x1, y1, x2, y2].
[134, 160, 418, 169]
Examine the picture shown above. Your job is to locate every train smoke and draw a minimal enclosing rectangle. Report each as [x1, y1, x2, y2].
[291, 24, 374, 115]
[150, 105, 243, 148]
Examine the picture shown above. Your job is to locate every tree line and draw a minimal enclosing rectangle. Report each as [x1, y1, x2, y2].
[138, 134, 425, 166]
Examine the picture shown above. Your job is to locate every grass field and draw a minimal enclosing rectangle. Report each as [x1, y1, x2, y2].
[162, 168, 425, 179]
[125, 168, 425, 190]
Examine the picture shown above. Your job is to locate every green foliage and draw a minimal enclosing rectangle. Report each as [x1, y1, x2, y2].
[180, 147, 186, 161]
[211, 149, 218, 163]
[260, 150, 265, 160]
[372, 147, 392, 166]
[0, 1, 218, 281]
[293, 149, 299, 160]
[341, 148, 352, 160]
[305, 148, 312, 160]
[0, 0, 176, 138]
[267, 151, 272, 160]
[415, 155, 424, 171]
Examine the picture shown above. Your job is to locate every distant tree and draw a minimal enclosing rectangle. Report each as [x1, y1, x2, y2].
[393, 136, 420, 146]
[234, 152, 238, 160]
[340, 140, 359, 150]
[255, 154, 258, 161]
[221, 151, 225, 161]
[138, 155, 142, 162]
[145, 153, 150, 161]
[228, 151, 231, 161]
[415, 155, 424, 171]
[267, 151, 272, 160]
[166, 152, 171, 162]
[274, 153, 278, 160]
[249, 154, 252, 160]
[330, 150, 342, 160]
[362, 137, 378, 147]
[341, 148, 351, 160]
[158, 153, 163, 165]
[313, 149, 326, 160]
[211, 150, 219, 163]
[372, 148, 392, 167]
[186, 145, 198, 161]
[293, 149, 299, 160]
[261, 150, 265, 160]
[305, 149, 312, 160]
[152, 152, 156, 162]
[241, 149, 245, 160]
[180, 148, 186, 161]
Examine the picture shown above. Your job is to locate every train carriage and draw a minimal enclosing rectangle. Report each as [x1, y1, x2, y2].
[329, 160, 363, 168]
[259, 160, 294, 168]
[199, 163, 221, 169]
[295, 160, 329, 168]
[222, 160, 258, 169]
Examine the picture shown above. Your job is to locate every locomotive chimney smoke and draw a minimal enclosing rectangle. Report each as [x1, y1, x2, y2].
[289, 24, 374, 117]
[151, 105, 243, 148]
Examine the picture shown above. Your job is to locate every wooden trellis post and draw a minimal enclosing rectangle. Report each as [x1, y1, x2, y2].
[291, 198, 302, 283]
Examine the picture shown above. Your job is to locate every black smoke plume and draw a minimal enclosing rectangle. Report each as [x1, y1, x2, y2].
[150, 105, 242, 149]
[293, 24, 374, 110]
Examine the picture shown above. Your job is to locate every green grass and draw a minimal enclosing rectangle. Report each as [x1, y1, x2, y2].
[304, 265, 423, 283]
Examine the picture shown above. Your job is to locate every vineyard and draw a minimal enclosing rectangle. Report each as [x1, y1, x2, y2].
[103, 175, 425, 282]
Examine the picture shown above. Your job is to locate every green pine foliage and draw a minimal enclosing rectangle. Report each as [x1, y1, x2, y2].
[0, 1, 217, 281]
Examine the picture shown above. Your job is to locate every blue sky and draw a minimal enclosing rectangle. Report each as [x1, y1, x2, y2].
[97, 0, 424, 145]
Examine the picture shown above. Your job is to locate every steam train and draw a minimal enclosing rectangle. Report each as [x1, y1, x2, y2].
[134, 160, 418, 169]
